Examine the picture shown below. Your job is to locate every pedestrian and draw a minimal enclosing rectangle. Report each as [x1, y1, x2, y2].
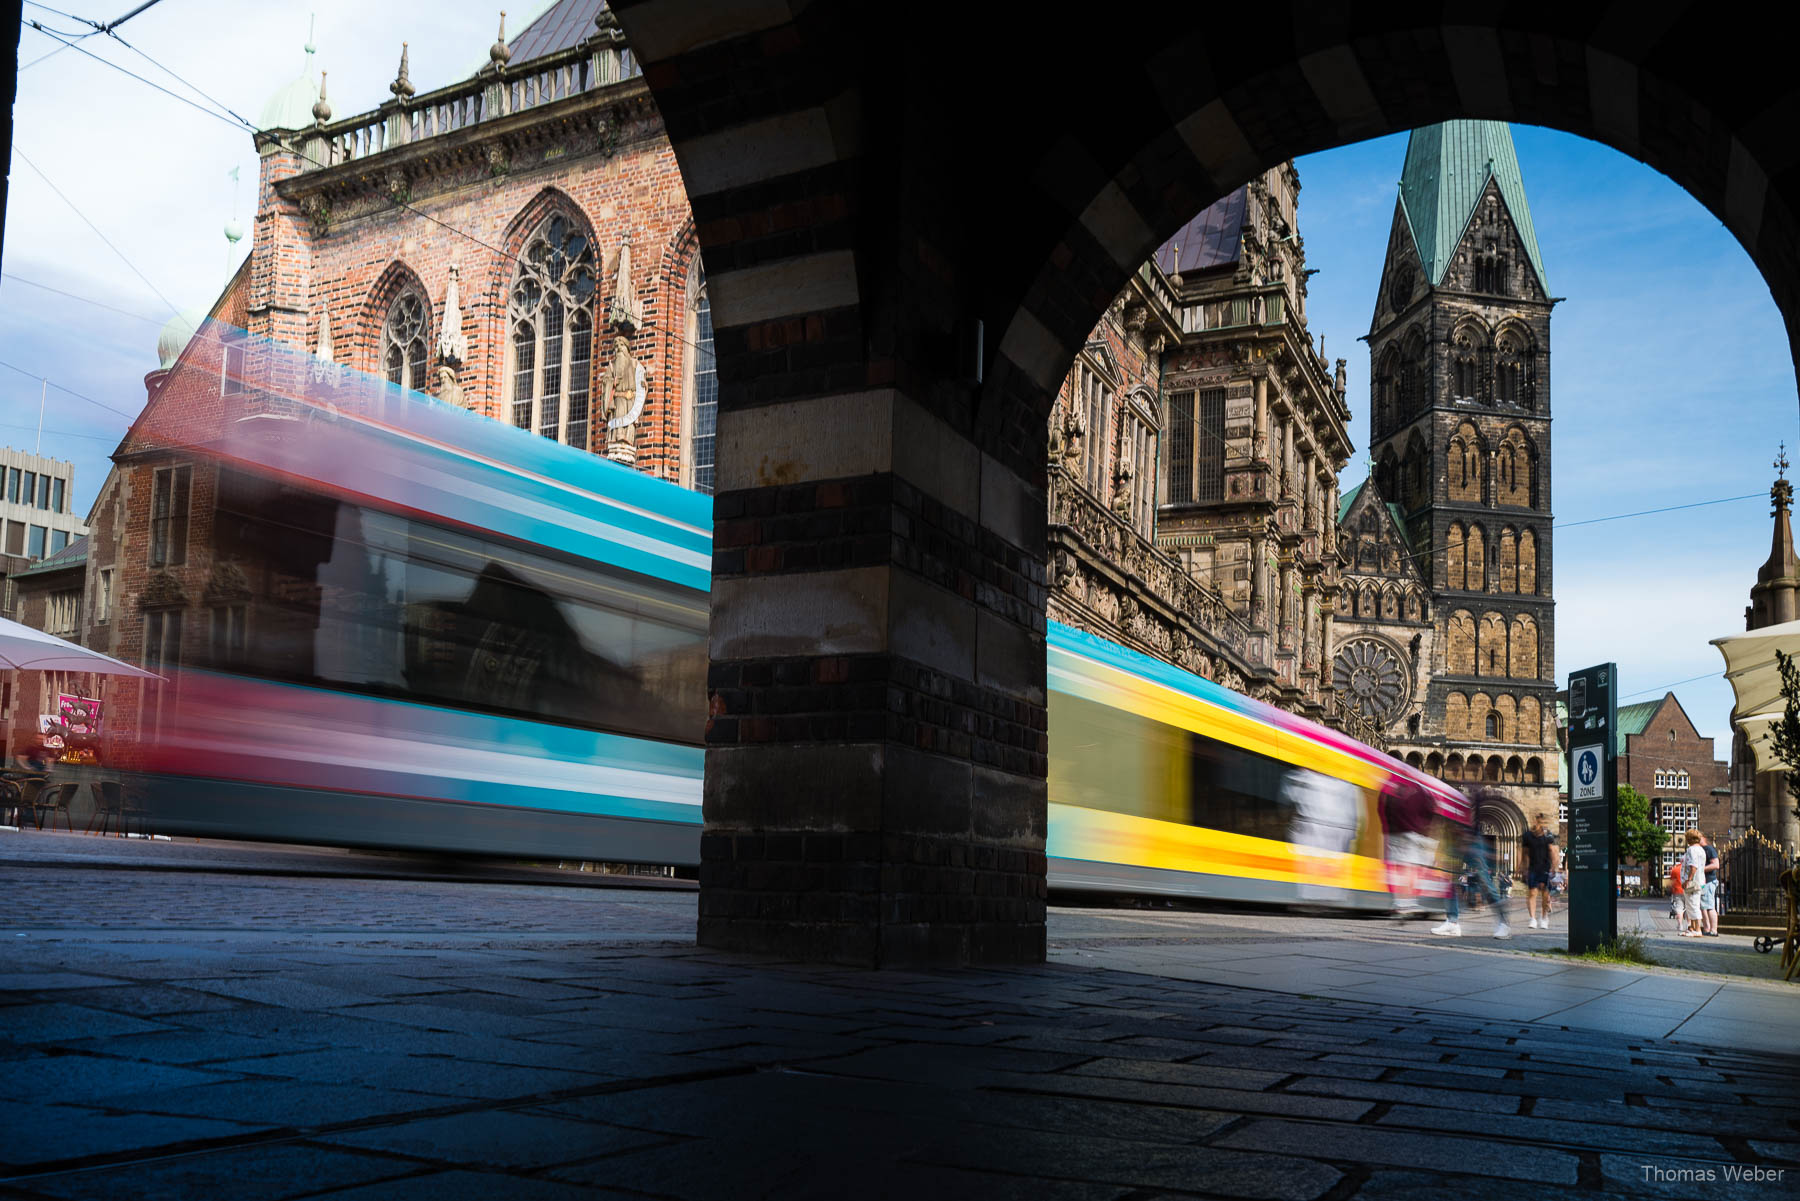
[1679, 828, 1707, 937]
[1432, 789, 1511, 939]
[1519, 812, 1558, 930]
[1700, 832, 1721, 937]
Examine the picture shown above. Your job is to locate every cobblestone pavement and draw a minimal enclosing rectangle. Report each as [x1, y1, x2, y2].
[4, 846, 1799, 1199]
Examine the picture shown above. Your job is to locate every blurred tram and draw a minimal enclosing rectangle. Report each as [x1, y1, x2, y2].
[120, 330, 1466, 908]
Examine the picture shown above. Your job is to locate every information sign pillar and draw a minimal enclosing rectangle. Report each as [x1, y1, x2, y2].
[1566, 663, 1618, 953]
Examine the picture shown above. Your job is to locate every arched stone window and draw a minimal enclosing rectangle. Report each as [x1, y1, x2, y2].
[1406, 752, 1425, 769]
[1444, 692, 1469, 741]
[381, 290, 431, 392]
[1509, 614, 1538, 678]
[1446, 752, 1465, 780]
[1495, 326, 1531, 407]
[1485, 755, 1502, 781]
[1404, 590, 1421, 621]
[1519, 529, 1538, 593]
[1446, 523, 1465, 590]
[508, 213, 599, 447]
[1447, 611, 1476, 675]
[682, 259, 717, 492]
[1450, 322, 1484, 402]
[1525, 757, 1543, 784]
[1504, 755, 1524, 783]
[1497, 428, 1532, 507]
[1448, 422, 1483, 503]
[1466, 524, 1486, 591]
[1478, 612, 1507, 676]
[1427, 752, 1444, 777]
[1519, 695, 1542, 745]
[1498, 527, 1518, 593]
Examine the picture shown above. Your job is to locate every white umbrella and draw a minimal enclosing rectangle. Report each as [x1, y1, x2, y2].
[1711, 620, 1800, 773]
[0, 615, 160, 678]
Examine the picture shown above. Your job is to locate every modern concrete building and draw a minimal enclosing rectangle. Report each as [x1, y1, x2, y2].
[0, 448, 87, 563]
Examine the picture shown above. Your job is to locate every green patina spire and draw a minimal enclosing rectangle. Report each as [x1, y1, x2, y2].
[1397, 120, 1548, 296]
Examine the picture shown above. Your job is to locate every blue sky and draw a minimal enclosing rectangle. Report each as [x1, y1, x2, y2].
[1297, 127, 1800, 750]
[1, 6, 1793, 752]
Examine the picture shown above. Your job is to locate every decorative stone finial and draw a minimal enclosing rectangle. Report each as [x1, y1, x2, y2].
[490, 12, 512, 68]
[312, 70, 332, 124]
[390, 43, 415, 101]
[1775, 443, 1793, 516]
[438, 265, 468, 365]
[609, 234, 641, 330]
[1168, 240, 1183, 290]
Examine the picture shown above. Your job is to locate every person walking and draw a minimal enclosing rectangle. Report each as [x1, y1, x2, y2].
[1700, 832, 1721, 937]
[1433, 790, 1511, 938]
[1679, 828, 1707, 937]
[1519, 812, 1559, 930]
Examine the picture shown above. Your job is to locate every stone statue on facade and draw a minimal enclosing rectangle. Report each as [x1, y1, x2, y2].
[1334, 357, 1347, 401]
[603, 335, 646, 465]
[436, 366, 464, 409]
[1061, 408, 1085, 469]
[1111, 460, 1134, 518]
[1048, 408, 1066, 463]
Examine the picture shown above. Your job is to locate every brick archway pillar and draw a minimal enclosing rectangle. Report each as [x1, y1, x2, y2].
[609, 4, 1052, 966]
[703, 390, 1049, 966]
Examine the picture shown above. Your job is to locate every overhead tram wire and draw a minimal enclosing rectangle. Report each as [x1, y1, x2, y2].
[20, 19, 723, 361]
[0, 356, 145, 421]
[17, 0, 161, 71]
[12, 146, 185, 320]
[0, 273, 168, 326]
[1619, 671, 1724, 702]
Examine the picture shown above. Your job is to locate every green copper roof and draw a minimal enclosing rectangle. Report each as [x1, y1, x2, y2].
[1614, 699, 1663, 756]
[1338, 480, 1362, 523]
[1337, 479, 1409, 550]
[1398, 121, 1549, 296]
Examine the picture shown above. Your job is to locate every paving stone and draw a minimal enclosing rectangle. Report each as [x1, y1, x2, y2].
[1750, 1141, 1800, 1163]
[23, 1142, 422, 1200]
[0, 1054, 239, 1104]
[1066, 1057, 1293, 1091]
[0, 1100, 261, 1170]
[1213, 1118, 1580, 1184]
[0, 1003, 173, 1042]
[1375, 1103, 1732, 1158]
[1350, 1169, 1607, 1200]
[112, 1080, 445, 1129]
[1282, 1076, 1522, 1115]
[310, 1167, 635, 1200]
[321, 1109, 666, 1170]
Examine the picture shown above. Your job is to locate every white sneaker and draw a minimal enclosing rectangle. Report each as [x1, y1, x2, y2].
[1431, 921, 1462, 936]
[1494, 922, 1512, 939]
[1533, 917, 1545, 929]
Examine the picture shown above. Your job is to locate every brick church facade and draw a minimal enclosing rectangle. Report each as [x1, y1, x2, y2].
[1330, 121, 1560, 835]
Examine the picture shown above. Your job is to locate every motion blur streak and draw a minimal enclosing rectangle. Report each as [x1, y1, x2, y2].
[113, 320, 1467, 904]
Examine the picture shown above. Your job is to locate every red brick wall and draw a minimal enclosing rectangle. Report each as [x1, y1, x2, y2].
[253, 103, 704, 485]
[1619, 693, 1731, 878]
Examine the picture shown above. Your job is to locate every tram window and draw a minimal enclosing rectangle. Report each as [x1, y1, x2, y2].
[1188, 734, 1291, 842]
[212, 467, 708, 745]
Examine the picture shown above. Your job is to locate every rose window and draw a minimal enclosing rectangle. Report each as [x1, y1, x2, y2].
[1333, 638, 1409, 723]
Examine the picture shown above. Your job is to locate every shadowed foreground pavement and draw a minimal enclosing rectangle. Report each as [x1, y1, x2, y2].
[3, 849, 1798, 1198]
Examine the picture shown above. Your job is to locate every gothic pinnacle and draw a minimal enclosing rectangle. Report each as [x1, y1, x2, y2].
[312, 70, 332, 124]
[490, 12, 512, 68]
[390, 43, 415, 102]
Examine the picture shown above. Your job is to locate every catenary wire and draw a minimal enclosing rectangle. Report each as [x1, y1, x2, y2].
[0, 357, 144, 421]
[0, 273, 169, 326]
[12, 146, 184, 319]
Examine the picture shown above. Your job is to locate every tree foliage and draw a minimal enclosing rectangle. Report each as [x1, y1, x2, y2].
[1769, 650, 1800, 819]
[1616, 783, 1667, 867]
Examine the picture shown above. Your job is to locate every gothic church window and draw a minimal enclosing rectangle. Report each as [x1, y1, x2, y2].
[508, 213, 599, 449]
[683, 261, 716, 493]
[381, 291, 430, 392]
[1485, 711, 1499, 739]
[1495, 327, 1530, 407]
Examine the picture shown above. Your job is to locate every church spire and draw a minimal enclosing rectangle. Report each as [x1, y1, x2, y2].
[1752, 444, 1798, 627]
[1397, 120, 1549, 296]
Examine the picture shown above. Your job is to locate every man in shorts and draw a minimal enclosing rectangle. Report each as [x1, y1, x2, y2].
[1519, 813, 1558, 930]
[1679, 828, 1707, 936]
[1700, 832, 1720, 936]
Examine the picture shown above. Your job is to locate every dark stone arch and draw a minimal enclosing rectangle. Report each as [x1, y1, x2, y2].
[607, 0, 1800, 965]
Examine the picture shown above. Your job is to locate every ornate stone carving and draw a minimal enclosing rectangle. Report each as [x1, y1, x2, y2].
[603, 335, 646, 464]
[436, 365, 464, 409]
[138, 572, 187, 611]
[201, 561, 251, 606]
[438, 264, 468, 366]
[609, 234, 642, 330]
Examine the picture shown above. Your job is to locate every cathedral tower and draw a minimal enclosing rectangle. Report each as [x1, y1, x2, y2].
[1336, 121, 1559, 841]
